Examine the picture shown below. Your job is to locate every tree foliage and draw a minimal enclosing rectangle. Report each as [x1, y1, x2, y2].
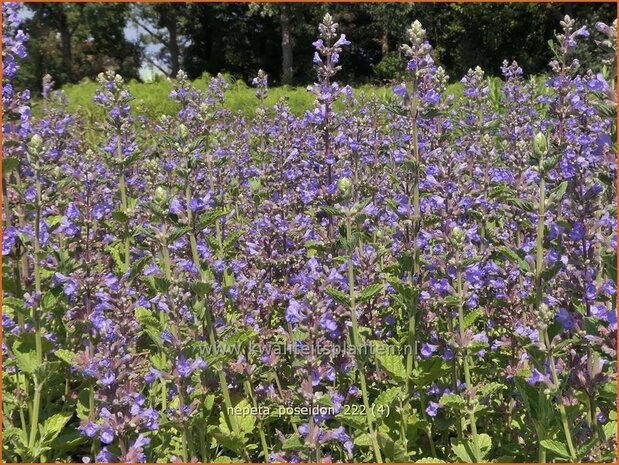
[16, 2, 616, 92]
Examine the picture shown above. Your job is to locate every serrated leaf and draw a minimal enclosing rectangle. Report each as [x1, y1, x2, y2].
[282, 434, 305, 450]
[451, 439, 475, 463]
[440, 393, 466, 409]
[13, 340, 39, 374]
[54, 349, 77, 366]
[153, 276, 172, 292]
[3, 157, 20, 172]
[191, 281, 214, 296]
[325, 288, 349, 308]
[540, 262, 562, 282]
[197, 210, 229, 230]
[374, 344, 406, 383]
[359, 283, 383, 302]
[497, 245, 530, 273]
[212, 457, 233, 463]
[463, 309, 481, 329]
[223, 230, 243, 251]
[128, 255, 151, 281]
[40, 412, 73, 444]
[336, 412, 366, 430]
[168, 226, 191, 243]
[548, 181, 568, 204]
[540, 439, 571, 458]
[213, 430, 246, 453]
[603, 420, 617, 440]
[413, 357, 451, 387]
[443, 295, 460, 307]
[320, 205, 344, 217]
[112, 210, 130, 223]
[377, 433, 408, 462]
[220, 399, 256, 437]
[222, 330, 258, 349]
[373, 387, 400, 420]
[52, 430, 87, 455]
[354, 433, 373, 447]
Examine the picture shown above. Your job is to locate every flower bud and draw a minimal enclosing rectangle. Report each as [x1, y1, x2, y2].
[451, 226, 465, 245]
[533, 132, 548, 157]
[154, 186, 167, 204]
[338, 177, 352, 197]
[179, 124, 189, 139]
[29, 134, 43, 150]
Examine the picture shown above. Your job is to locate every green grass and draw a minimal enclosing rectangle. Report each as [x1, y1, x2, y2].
[50, 74, 464, 120]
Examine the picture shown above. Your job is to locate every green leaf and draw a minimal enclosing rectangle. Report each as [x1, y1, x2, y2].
[40, 412, 73, 444]
[153, 277, 172, 293]
[52, 430, 87, 455]
[416, 458, 446, 463]
[13, 340, 39, 374]
[54, 349, 77, 366]
[112, 210, 131, 223]
[76, 389, 91, 420]
[220, 399, 256, 437]
[373, 387, 400, 420]
[3, 296, 27, 317]
[213, 430, 246, 453]
[135, 306, 160, 329]
[442, 295, 460, 307]
[463, 309, 482, 329]
[191, 281, 214, 296]
[282, 434, 305, 450]
[222, 330, 258, 349]
[440, 393, 466, 409]
[540, 439, 571, 458]
[497, 245, 530, 273]
[320, 205, 344, 217]
[354, 433, 373, 447]
[541, 262, 562, 282]
[222, 230, 243, 251]
[413, 357, 451, 387]
[197, 210, 229, 230]
[325, 288, 350, 308]
[477, 433, 492, 457]
[128, 255, 151, 281]
[477, 382, 505, 398]
[374, 344, 406, 383]
[212, 457, 233, 463]
[3, 157, 20, 172]
[335, 412, 366, 430]
[547, 181, 568, 205]
[204, 394, 216, 419]
[451, 439, 476, 462]
[603, 420, 617, 440]
[168, 226, 191, 243]
[359, 283, 383, 302]
[377, 433, 408, 462]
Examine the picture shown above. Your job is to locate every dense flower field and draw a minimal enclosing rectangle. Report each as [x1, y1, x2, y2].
[2, 3, 618, 463]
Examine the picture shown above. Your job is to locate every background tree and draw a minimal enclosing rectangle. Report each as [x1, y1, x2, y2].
[130, 3, 190, 77]
[14, 2, 617, 92]
[19, 3, 141, 91]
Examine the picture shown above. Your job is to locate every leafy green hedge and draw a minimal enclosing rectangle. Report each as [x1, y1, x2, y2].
[55, 74, 464, 119]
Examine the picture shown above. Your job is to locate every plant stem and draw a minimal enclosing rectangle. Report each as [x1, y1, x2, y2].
[456, 250, 481, 461]
[28, 378, 41, 449]
[534, 161, 576, 461]
[119, 171, 130, 270]
[245, 379, 270, 460]
[347, 216, 383, 463]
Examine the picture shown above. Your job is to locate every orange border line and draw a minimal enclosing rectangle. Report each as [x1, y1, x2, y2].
[0, 1, 617, 464]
